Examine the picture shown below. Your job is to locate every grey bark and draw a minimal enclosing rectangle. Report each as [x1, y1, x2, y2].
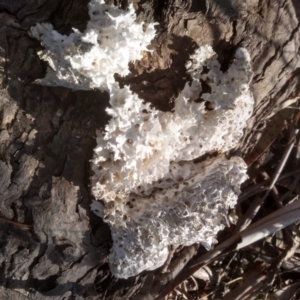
[0, 0, 299, 299]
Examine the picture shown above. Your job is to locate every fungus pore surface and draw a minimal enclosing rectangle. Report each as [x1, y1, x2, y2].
[29, 0, 254, 279]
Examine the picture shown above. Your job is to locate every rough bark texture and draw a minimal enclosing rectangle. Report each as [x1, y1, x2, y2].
[0, 0, 299, 299]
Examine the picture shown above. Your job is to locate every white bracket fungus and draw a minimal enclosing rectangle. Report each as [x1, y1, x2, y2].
[29, 0, 254, 279]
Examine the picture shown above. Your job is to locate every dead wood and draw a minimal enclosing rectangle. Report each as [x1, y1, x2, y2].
[0, 0, 300, 299]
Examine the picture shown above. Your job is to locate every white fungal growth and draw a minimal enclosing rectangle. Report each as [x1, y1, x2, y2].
[29, 0, 156, 90]
[90, 46, 254, 278]
[91, 156, 248, 278]
[29, 0, 254, 279]
[91, 46, 253, 203]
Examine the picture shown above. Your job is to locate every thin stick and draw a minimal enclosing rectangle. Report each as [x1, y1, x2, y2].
[268, 129, 298, 190]
[155, 200, 300, 300]
[233, 129, 299, 234]
[238, 169, 300, 204]
[0, 216, 32, 229]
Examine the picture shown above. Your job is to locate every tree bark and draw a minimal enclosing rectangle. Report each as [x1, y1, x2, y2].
[0, 0, 299, 299]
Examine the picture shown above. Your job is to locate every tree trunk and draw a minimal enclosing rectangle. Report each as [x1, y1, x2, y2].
[0, 0, 299, 299]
